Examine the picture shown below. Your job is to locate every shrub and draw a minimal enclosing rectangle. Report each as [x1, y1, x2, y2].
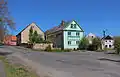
[87, 37, 101, 51]
[29, 28, 44, 44]
[42, 40, 51, 44]
[87, 44, 96, 51]
[0, 42, 4, 46]
[79, 37, 89, 50]
[27, 44, 33, 48]
[92, 37, 101, 50]
[52, 49, 71, 52]
[49, 48, 61, 52]
[45, 45, 52, 52]
[63, 49, 71, 52]
[114, 36, 120, 54]
[44, 48, 72, 52]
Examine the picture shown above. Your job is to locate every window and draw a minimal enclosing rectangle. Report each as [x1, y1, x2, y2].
[106, 41, 107, 42]
[71, 24, 76, 28]
[68, 41, 71, 45]
[71, 24, 73, 28]
[105, 45, 107, 48]
[76, 32, 80, 36]
[109, 45, 112, 48]
[92, 36, 94, 38]
[74, 24, 76, 28]
[32, 26, 34, 28]
[109, 40, 111, 42]
[68, 32, 71, 36]
[76, 41, 79, 45]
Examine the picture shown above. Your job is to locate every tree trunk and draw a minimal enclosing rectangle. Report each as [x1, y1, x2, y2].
[0, 25, 4, 42]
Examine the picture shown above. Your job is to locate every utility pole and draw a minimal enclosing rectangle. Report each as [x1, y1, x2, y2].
[103, 29, 108, 38]
[103, 30, 106, 38]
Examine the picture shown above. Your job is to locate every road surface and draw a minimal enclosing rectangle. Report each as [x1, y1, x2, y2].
[1, 46, 120, 77]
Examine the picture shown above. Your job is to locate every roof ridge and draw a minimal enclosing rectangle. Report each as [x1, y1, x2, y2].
[17, 22, 44, 35]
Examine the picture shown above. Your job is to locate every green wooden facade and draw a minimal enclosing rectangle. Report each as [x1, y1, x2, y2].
[45, 20, 84, 49]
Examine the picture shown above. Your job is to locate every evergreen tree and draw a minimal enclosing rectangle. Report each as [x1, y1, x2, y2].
[32, 30, 38, 43]
[29, 27, 33, 44]
[29, 29, 43, 44]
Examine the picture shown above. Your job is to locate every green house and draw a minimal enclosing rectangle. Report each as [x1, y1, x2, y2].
[45, 20, 84, 49]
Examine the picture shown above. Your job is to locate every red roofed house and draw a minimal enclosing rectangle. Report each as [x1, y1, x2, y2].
[4, 35, 17, 46]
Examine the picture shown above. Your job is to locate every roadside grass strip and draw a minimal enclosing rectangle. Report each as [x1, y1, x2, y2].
[0, 56, 39, 77]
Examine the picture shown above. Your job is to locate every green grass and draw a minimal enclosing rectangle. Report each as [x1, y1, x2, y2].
[0, 56, 38, 77]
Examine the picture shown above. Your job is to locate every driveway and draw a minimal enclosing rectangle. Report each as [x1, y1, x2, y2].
[1, 46, 120, 77]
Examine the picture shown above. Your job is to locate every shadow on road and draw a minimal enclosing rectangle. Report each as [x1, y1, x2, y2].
[98, 58, 120, 62]
[0, 52, 13, 56]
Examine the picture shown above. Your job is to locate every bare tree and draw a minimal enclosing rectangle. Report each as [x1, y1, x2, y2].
[0, 0, 15, 42]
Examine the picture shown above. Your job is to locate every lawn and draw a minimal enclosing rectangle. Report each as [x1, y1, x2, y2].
[0, 56, 38, 77]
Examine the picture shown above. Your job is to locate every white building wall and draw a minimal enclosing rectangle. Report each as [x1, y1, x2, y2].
[102, 39, 114, 49]
[86, 33, 96, 44]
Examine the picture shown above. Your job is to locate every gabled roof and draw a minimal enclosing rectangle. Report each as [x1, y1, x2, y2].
[102, 35, 113, 40]
[17, 22, 44, 35]
[64, 20, 84, 32]
[45, 20, 84, 34]
[86, 33, 96, 37]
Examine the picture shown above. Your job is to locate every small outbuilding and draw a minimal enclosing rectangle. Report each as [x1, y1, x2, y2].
[101, 35, 114, 50]
[86, 33, 96, 44]
[4, 35, 17, 46]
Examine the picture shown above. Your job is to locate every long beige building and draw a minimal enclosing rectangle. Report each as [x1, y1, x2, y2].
[16, 23, 44, 45]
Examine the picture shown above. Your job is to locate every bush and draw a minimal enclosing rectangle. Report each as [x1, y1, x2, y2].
[44, 48, 71, 52]
[45, 45, 52, 52]
[42, 40, 51, 44]
[79, 37, 89, 50]
[116, 48, 120, 54]
[63, 49, 71, 52]
[87, 37, 101, 51]
[87, 44, 96, 51]
[114, 36, 120, 54]
[27, 44, 33, 48]
[0, 42, 4, 46]
[51, 48, 62, 52]
[92, 37, 101, 50]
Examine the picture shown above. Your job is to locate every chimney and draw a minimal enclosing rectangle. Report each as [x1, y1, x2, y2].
[61, 20, 65, 26]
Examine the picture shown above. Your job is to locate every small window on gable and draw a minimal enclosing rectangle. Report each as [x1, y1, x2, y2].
[74, 24, 76, 28]
[106, 41, 107, 42]
[92, 36, 94, 38]
[71, 24, 73, 28]
[32, 26, 34, 28]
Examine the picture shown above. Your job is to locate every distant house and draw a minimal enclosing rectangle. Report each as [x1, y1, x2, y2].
[45, 20, 84, 49]
[16, 23, 44, 45]
[4, 35, 17, 46]
[86, 33, 96, 44]
[101, 35, 114, 50]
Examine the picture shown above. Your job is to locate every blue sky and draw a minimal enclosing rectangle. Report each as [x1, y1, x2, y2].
[8, 0, 120, 36]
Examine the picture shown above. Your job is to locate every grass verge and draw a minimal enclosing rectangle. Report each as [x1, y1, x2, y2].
[0, 56, 38, 77]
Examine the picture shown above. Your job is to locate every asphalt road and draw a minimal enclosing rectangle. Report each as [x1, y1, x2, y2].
[1, 46, 120, 77]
